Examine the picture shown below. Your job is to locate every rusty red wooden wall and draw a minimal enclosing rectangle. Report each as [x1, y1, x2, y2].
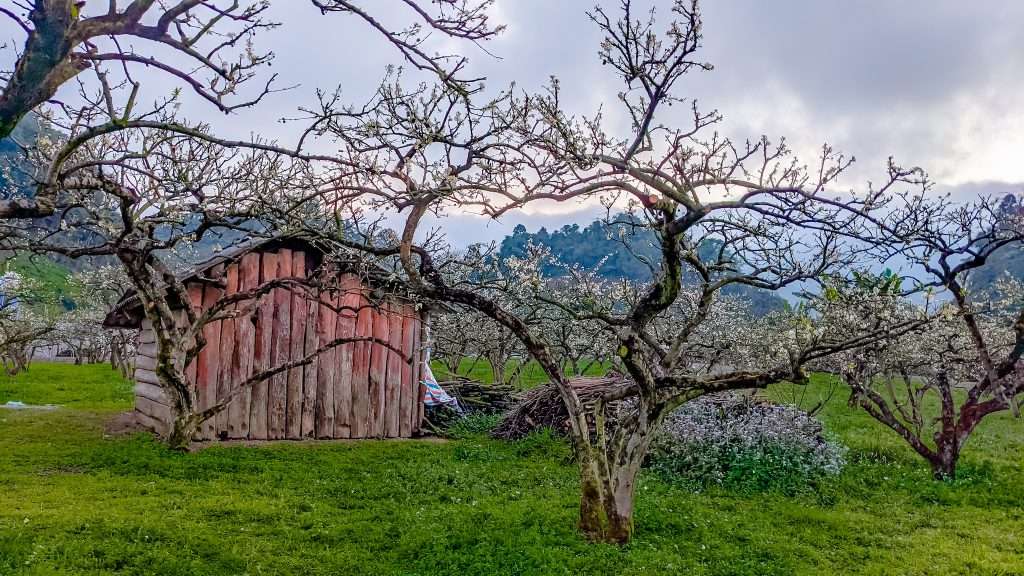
[133, 247, 425, 441]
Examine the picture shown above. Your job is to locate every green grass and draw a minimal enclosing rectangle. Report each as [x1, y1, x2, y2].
[1, 364, 1023, 575]
[2, 255, 74, 304]
[431, 357, 609, 389]
[0, 363, 133, 410]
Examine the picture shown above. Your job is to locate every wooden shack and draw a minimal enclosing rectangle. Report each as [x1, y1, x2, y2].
[104, 236, 426, 441]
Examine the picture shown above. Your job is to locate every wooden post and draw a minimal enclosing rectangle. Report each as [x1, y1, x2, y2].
[216, 264, 240, 438]
[197, 265, 225, 440]
[398, 306, 417, 438]
[228, 253, 260, 439]
[334, 274, 360, 439]
[300, 263, 320, 439]
[369, 301, 391, 438]
[351, 292, 374, 439]
[185, 283, 203, 392]
[413, 315, 424, 434]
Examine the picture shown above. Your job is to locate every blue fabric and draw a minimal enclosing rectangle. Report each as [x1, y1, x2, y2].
[421, 363, 459, 408]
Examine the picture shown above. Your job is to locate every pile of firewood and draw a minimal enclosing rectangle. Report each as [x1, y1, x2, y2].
[439, 376, 518, 414]
[491, 373, 635, 440]
[420, 376, 518, 434]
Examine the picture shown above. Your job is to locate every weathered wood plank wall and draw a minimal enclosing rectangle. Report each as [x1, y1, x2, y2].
[133, 248, 424, 441]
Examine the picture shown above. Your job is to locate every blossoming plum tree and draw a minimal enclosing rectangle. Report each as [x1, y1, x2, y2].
[291, 0, 935, 543]
[825, 196, 1024, 479]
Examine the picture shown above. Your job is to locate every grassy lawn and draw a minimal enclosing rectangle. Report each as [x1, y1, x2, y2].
[431, 358, 609, 389]
[1, 364, 1022, 575]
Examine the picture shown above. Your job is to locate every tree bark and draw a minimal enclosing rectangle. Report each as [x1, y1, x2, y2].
[929, 445, 959, 480]
[0, 1, 84, 142]
[166, 413, 202, 451]
[489, 353, 507, 385]
[573, 406, 655, 545]
[445, 353, 463, 374]
[577, 450, 642, 544]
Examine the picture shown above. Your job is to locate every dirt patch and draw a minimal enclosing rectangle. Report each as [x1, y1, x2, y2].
[104, 411, 156, 437]
[186, 435, 448, 452]
[101, 412, 447, 448]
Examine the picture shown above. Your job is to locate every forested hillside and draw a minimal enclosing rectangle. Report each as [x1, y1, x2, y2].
[0, 114, 39, 197]
[498, 217, 790, 316]
[497, 202, 1023, 314]
[974, 194, 1024, 289]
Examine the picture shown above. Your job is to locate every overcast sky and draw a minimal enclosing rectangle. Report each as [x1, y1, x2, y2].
[10, 1, 1024, 245]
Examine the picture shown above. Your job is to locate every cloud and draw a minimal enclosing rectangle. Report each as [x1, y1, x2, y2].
[470, 1, 1024, 186]
[4, 1, 1021, 211]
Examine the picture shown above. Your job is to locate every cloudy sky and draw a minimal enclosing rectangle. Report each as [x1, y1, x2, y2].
[11, 1, 1024, 244]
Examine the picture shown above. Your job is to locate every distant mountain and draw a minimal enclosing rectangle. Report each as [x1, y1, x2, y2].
[496, 196, 1024, 313]
[973, 194, 1024, 290]
[496, 216, 789, 316]
[0, 113, 41, 198]
[973, 244, 1023, 288]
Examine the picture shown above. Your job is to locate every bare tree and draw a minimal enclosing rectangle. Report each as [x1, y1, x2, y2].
[289, 0, 935, 543]
[428, 308, 478, 376]
[0, 0, 504, 217]
[0, 1, 276, 145]
[432, 308, 524, 384]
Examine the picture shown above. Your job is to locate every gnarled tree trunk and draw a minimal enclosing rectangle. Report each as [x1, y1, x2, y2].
[928, 446, 959, 480]
[577, 449, 644, 543]
[574, 386, 659, 544]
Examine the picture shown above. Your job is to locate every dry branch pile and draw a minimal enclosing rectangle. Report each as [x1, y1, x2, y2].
[420, 377, 518, 434]
[436, 377, 518, 414]
[491, 374, 635, 440]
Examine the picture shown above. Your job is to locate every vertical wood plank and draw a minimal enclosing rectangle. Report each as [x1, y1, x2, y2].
[185, 284, 203, 392]
[170, 308, 190, 433]
[350, 292, 374, 439]
[334, 274, 360, 439]
[368, 304, 390, 438]
[216, 264, 239, 438]
[398, 305, 416, 438]
[228, 253, 259, 439]
[300, 270, 320, 439]
[249, 252, 277, 440]
[268, 249, 293, 439]
[286, 251, 307, 439]
[413, 316, 424, 434]
[197, 266, 225, 440]
[314, 284, 337, 438]
[384, 303, 404, 438]
[137, 318, 154, 428]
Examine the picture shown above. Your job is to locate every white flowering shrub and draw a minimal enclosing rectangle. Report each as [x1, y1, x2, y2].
[648, 393, 846, 493]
